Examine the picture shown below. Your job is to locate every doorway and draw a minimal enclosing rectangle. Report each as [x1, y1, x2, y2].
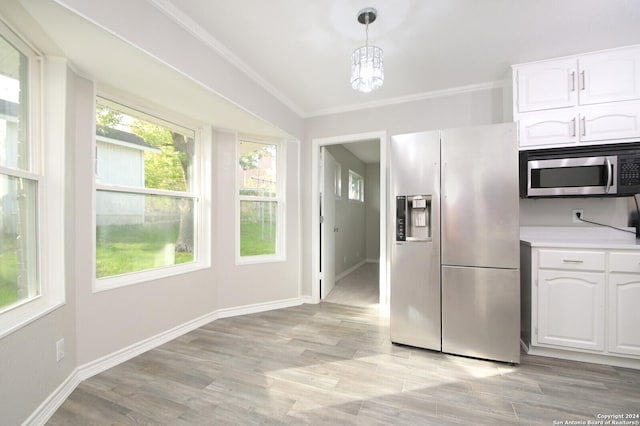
[311, 131, 388, 306]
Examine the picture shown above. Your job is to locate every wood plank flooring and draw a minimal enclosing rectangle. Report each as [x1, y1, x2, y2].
[48, 299, 640, 425]
[324, 262, 379, 307]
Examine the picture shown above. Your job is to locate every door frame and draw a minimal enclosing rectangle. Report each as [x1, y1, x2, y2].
[310, 131, 388, 305]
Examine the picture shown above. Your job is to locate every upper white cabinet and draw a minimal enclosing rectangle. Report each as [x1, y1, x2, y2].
[513, 45, 640, 149]
[579, 48, 640, 105]
[516, 58, 578, 113]
[515, 46, 640, 113]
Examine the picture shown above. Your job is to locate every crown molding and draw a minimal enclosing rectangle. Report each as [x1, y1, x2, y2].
[304, 80, 509, 118]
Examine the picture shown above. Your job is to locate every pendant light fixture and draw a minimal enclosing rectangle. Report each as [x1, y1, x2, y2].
[351, 7, 384, 93]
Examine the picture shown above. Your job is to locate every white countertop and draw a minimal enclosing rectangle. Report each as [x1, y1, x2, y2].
[520, 226, 640, 249]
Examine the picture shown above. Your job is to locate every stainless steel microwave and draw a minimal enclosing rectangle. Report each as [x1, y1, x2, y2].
[519, 143, 640, 198]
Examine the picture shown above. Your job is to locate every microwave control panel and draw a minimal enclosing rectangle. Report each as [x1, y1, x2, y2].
[619, 156, 640, 193]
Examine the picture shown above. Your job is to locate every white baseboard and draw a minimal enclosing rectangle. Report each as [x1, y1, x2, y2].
[335, 260, 367, 282]
[25, 297, 304, 426]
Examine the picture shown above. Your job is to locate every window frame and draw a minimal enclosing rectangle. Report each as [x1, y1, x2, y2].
[93, 95, 211, 292]
[0, 21, 66, 338]
[348, 169, 365, 202]
[236, 135, 286, 265]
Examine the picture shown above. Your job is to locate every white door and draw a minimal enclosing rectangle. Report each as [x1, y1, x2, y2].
[320, 148, 338, 299]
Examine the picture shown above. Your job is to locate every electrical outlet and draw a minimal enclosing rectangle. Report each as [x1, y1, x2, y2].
[572, 209, 584, 223]
[56, 338, 64, 362]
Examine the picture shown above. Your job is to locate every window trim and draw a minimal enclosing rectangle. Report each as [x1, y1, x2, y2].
[235, 135, 286, 265]
[0, 21, 66, 338]
[92, 95, 211, 292]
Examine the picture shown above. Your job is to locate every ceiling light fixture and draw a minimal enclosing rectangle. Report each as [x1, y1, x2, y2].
[351, 7, 384, 93]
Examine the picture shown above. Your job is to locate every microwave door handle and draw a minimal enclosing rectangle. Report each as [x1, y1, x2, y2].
[605, 157, 613, 193]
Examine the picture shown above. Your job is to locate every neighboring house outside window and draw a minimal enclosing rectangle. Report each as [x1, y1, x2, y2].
[237, 137, 285, 262]
[94, 97, 209, 290]
[348, 169, 364, 202]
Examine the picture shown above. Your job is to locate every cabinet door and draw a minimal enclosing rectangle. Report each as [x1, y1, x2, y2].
[537, 269, 605, 351]
[579, 47, 640, 105]
[516, 59, 578, 113]
[608, 274, 640, 356]
[580, 101, 640, 143]
[518, 109, 578, 149]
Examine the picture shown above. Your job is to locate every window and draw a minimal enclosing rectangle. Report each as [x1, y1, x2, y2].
[95, 97, 208, 288]
[0, 21, 64, 336]
[348, 169, 364, 202]
[237, 138, 284, 261]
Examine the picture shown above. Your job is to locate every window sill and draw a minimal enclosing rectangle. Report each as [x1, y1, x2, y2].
[93, 260, 211, 293]
[0, 297, 66, 340]
[236, 254, 287, 266]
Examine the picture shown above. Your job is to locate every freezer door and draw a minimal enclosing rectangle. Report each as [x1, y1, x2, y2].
[442, 266, 520, 363]
[441, 123, 519, 269]
[390, 241, 441, 350]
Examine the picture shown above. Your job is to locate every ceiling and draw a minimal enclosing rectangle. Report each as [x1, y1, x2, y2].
[149, 0, 640, 117]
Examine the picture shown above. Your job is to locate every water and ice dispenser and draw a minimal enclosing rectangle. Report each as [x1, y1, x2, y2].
[395, 195, 432, 241]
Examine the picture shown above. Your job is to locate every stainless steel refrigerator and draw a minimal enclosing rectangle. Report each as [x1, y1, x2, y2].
[390, 123, 520, 364]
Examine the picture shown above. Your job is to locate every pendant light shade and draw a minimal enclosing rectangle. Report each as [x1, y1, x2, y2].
[351, 8, 384, 93]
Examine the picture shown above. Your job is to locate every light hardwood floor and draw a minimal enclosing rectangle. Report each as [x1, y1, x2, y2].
[48, 299, 640, 425]
[324, 262, 380, 307]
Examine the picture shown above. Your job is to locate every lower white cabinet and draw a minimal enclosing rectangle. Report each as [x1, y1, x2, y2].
[537, 269, 605, 351]
[522, 245, 640, 365]
[608, 274, 640, 356]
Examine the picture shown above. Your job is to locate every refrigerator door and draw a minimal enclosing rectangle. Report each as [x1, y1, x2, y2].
[442, 265, 521, 363]
[441, 123, 519, 269]
[390, 131, 441, 350]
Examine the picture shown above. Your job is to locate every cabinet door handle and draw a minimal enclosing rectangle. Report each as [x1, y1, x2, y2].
[580, 70, 586, 90]
[571, 117, 576, 137]
[580, 116, 586, 136]
[563, 259, 584, 264]
[569, 71, 576, 92]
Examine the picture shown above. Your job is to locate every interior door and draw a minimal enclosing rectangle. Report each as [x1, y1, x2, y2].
[320, 147, 338, 299]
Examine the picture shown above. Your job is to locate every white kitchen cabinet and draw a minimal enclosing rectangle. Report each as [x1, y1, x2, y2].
[513, 45, 640, 149]
[515, 46, 640, 113]
[580, 101, 640, 142]
[518, 109, 578, 148]
[536, 249, 606, 351]
[579, 47, 640, 105]
[520, 231, 640, 367]
[608, 274, 640, 356]
[516, 58, 578, 113]
[537, 269, 605, 351]
[517, 101, 640, 148]
[608, 251, 640, 356]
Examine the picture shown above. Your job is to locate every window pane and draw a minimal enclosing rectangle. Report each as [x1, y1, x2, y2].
[96, 191, 195, 278]
[0, 174, 38, 311]
[238, 141, 277, 197]
[240, 201, 277, 256]
[95, 103, 194, 192]
[0, 34, 29, 171]
[348, 170, 364, 201]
